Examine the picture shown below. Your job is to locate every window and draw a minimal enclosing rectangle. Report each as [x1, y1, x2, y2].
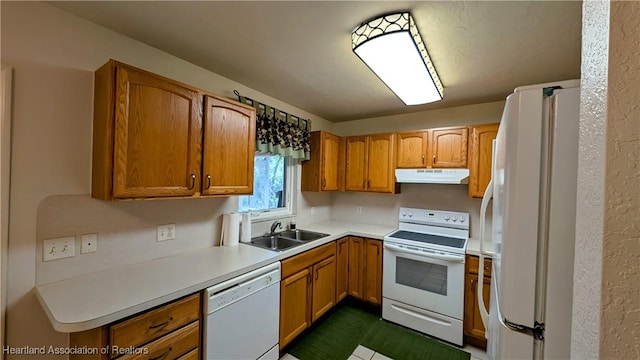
[239, 154, 293, 217]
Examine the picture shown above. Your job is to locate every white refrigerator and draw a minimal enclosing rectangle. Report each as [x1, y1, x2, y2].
[477, 80, 580, 359]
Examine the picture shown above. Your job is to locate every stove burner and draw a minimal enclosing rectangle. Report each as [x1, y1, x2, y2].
[387, 230, 466, 249]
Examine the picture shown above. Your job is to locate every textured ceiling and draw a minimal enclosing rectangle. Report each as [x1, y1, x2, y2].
[51, 1, 582, 122]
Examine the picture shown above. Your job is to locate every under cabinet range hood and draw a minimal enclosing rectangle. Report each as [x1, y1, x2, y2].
[395, 169, 470, 184]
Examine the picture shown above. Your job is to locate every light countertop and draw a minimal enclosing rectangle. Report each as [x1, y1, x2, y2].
[36, 221, 395, 333]
[465, 237, 493, 257]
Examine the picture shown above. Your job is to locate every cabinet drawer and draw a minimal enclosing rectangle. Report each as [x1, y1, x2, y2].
[467, 255, 492, 278]
[282, 242, 336, 278]
[117, 321, 199, 360]
[176, 349, 198, 360]
[110, 294, 200, 351]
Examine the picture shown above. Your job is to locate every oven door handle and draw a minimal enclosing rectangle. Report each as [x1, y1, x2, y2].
[384, 243, 465, 263]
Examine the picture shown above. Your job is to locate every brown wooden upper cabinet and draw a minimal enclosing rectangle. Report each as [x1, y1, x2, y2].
[430, 126, 469, 168]
[396, 126, 468, 169]
[345, 133, 398, 194]
[396, 131, 428, 168]
[468, 123, 499, 198]
[301, 131, 344, 192]
[91, 60, 256, 200]
[202, 95, 256, 195]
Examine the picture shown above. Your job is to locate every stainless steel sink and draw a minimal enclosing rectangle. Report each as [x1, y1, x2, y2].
[278, 229, 330, 242]
[248, 235, 303, 252]
[246, 229, 329, 252]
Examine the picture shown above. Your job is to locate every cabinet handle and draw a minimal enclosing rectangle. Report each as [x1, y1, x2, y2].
[338, 242, 343, 253]
[188, 174, 196, 189]
[307, 273, 311, 284]
[322, 178, 326, 189]
[433, 154, 437, 163]
[470, 279, 476, 292]
[205, 174, 212, 189]
[149, 347, 173, 360]
[422, 154, 425, 164]
[315, 268, 319, 281]
[376, 246, 379, 256]
[367, 180, 370, 189]
[148, 316, 173, 330]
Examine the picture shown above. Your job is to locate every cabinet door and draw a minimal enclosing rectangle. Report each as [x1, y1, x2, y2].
[396, 131, 428, 168]
[345, 136, 368, 191]
[335, 238, 349, 302]
[280, 268, 311, 349]
[468, 123, 499, 198]
[202, 95, 256, 195]
[321, 132, 341, 191]
[311, 256, 336, 322]
[348, 237, 364, 299]
[367, 133, 396, 193]
[464, 273, 491, 348]
[363, 240, 383, 305]
[430, 127, 468, 168]
[112, 64, 202, 198]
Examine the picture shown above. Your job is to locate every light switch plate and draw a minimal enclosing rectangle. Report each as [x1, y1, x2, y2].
[43, 236, 75, 261]
[81, 234, 98, 254]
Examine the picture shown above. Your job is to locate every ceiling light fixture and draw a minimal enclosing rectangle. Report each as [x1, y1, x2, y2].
[351, 12, 443, 105]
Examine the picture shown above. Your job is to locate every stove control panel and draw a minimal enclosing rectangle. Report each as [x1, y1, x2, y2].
[399, 207, 469, 229]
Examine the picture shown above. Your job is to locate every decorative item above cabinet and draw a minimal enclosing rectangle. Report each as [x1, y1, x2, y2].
[91, 60, 256, 200]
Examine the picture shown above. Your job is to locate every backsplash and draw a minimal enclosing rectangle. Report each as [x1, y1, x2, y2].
[35, 170, 333, 285]
[36, 195, 235, 284]
[329, 183, 492, 240]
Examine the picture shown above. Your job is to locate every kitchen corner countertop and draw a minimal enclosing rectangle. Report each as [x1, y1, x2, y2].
[35, 221, 395, 333]
[466, 237, 494, 257]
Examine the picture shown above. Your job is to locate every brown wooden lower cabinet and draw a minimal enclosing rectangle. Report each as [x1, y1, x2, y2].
[69, 293, 201, 360]
[346, 237, 383, 305]
[335, 237, 349, 302]
[311, 256, 337, 322]
[464, 255, 492, 349]
[279, 267, 312, 348]
[279, 242, 336, 350]
[347, 237, 365, 299]
[363, 240, 383, 305]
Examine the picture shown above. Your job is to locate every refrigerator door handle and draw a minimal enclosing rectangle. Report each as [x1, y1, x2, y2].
[478, 178, 494, 333]
[501, 317, 546, 341]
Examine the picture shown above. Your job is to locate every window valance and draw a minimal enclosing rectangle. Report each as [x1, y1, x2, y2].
[236, 91, 311, 161]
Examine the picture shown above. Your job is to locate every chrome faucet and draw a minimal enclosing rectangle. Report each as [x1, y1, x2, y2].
[270, 220, 283, 234]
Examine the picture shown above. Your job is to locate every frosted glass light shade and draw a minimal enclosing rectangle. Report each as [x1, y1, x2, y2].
[352, 12, 443, 105]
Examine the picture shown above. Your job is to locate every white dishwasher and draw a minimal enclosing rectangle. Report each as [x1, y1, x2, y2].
[204, 262, 281, 360]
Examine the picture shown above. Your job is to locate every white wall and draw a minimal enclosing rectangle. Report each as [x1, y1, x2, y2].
[1, 1, 332, 355]
[571, 1, 608, 357]
[332, 101, 504, 136]
[330, 185, 490, 241]
[328, 98, 503, 240]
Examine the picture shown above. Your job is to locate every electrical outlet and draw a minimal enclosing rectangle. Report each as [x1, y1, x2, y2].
[356, 206, 363, 215]
[43, 236, 76, 261]
[157, 224, 176, 241]
[81, 234, 98, 254]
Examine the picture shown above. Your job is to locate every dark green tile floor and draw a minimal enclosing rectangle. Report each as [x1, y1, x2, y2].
[286, 302, 472, 360]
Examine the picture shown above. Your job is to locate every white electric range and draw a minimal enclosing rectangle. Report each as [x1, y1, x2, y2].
[383, 207, 469, 346]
